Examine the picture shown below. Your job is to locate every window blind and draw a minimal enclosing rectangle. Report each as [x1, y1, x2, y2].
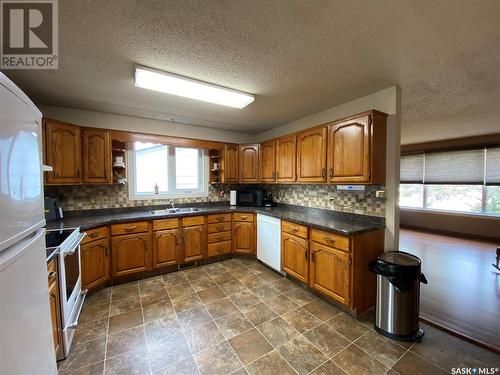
[424, 149, 485, 184]
[486, 147, 500, 185]
[400, 154, 424, 183]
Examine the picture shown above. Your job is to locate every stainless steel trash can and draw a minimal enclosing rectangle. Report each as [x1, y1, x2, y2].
[369, 251, 427, 341]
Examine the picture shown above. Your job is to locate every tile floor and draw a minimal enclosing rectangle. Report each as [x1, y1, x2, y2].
[59, 257, 500, 375]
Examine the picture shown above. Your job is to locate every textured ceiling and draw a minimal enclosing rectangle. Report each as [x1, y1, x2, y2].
[4, 0, 500, 143]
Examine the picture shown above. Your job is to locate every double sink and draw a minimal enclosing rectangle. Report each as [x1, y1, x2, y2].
[149, 207, 201, 215]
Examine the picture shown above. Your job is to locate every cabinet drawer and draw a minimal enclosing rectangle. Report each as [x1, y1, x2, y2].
[207, 240, 232, 257]
[207, 222, 232, 233]
[207, 213, 231, 223]
[232, 213, 254, 222]
[207, 231, 232, 244]
[282, 221, 308, 239]
[111, 221, 149, 236]
[153, 219, 179, 231]
[82, 226, 109, 244]
[310, 228, 350, 251]
[181, 216, 205, 227]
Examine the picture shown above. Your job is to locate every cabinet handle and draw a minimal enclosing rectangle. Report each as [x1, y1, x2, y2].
[304, 249, 308, 260]
[292, 228, 299, 232]
[324, 236, 336, 244]
[217, 236, 224, 241]
[272, 171, 276, 179]
[90, 233, 99, 238]
[240, 215, 248, 220]
[77, 170, 80, 178]
[311, 250, 321, 262]
[322, 168, 326, 178]
[124, 225, 137, 232]
[216, 225, 225, 231]
[105, 246, 109, 257]
[276, 171, 279, 178]
[329, 168, 333, 178]
[216, 216, 224, 221]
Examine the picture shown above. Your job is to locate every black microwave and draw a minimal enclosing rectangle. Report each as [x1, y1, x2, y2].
[237, 190, 264, 206]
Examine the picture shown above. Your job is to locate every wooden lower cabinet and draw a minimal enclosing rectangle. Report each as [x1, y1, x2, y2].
[81, 237, 110, 289]
[153, 229, 179, 268]
[282, 232, 309, 283]
[232, 221, 255, 254]
[309, 241, 351, 306]
[181, 225, 205, 262]
[47, 260, 62, 359]
[111, 232, 152, 277]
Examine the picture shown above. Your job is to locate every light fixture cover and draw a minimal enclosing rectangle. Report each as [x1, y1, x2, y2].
[134, 66, 254, 108]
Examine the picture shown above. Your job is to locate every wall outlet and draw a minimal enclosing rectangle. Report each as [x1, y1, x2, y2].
[375, 190, 387, 198]
[274, 192, 280, 200]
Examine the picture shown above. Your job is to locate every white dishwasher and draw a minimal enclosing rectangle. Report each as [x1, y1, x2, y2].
[257, 214, 283, 273]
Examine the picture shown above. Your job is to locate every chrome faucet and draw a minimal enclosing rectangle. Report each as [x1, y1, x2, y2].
[171, 202, 175, 209]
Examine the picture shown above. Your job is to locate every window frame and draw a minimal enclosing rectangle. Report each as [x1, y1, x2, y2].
[128, 143, 209, 200]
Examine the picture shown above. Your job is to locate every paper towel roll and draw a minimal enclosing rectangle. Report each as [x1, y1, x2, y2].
[230, 190, 237, 206]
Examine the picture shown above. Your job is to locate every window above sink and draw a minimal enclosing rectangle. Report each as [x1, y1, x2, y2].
[128, 141, 208, 200]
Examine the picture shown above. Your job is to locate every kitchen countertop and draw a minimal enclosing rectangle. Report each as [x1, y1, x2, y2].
[45, 203, 384, 236]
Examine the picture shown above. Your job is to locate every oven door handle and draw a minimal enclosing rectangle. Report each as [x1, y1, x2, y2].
[61, 233, 86, 257]
[67, 289, 88, 330]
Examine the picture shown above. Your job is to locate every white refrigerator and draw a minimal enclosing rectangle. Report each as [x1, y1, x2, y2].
[0, 73, 57, 375]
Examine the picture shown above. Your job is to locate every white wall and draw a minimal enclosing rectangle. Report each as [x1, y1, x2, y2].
[257, 87, 401, 251]
[39, 105, 254, 144]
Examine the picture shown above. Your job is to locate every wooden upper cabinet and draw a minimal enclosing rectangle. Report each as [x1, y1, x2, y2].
[182, 225, 205, 262]
[239, 144, 260, 183]
[224, 144, 239, 182]
[328, 111, 387, 184]
[82, 129, 111, 184]
[297, 126, 328, 182]
[260, 140, 276, 182]
[309, 241, 351, 306]
[44, 119, 82, 184]
[276, 135, 296, 182]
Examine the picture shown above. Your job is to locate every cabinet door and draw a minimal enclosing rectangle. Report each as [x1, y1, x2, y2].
[45, 119, 81, 184]
[153, 229, 179, 268]
[111, 233, 151, 277]
[309, 242, 351, 306]
[81, 238, 109, 289]
[239, 144, 260, 182]
[276, 135, 296, 182]
[82, 129, 111, 184]
[233, 222, 255, 254]
[260, 140, 276, 182]
[297, 127, 328, 182]
[224, 144, 239, 182]
[182, 225, 205, 262]
[328, 115, 370, 183]
[282, 233, 309, 283]
[48, 276, 62, 358]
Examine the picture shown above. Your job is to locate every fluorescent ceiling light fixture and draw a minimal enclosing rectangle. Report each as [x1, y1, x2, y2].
[134, 66, 254, 108]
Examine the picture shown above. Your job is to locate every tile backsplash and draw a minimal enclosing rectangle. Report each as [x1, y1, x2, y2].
[45, 183, 385, 217]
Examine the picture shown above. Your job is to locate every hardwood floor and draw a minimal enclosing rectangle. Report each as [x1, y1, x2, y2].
[400, 228, 500, 353]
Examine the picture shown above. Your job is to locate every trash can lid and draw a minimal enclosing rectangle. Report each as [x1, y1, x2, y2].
[368, 251, 422, 278]
[379, 251, 421, 267]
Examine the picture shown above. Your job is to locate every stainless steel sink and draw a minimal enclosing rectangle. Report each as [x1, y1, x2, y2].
[176, 207, 201, 213]
[149, 208, 179, 215]
[149, 207, 201, 215]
